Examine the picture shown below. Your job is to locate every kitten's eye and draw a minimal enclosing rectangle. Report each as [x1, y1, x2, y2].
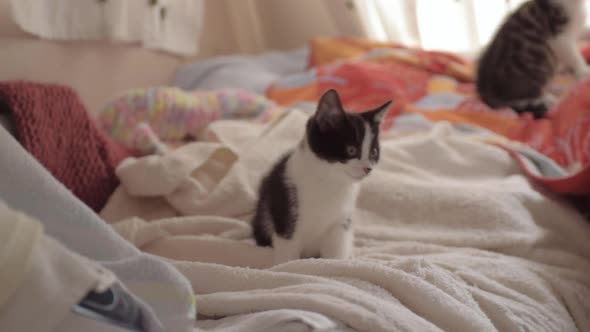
[371, 148, 378, 158]
[346, 146, 358, 156]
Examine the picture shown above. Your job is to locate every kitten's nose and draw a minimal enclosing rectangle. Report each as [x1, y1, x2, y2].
[363, 167, 372, 174]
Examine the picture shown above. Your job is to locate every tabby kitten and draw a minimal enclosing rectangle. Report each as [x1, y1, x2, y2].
[251, 89, 391, 265]
[476, 0, 588, 118]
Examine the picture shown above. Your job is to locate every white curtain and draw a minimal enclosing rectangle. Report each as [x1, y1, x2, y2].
[10, 0, 204, 56]
[219, 0, 367, 53]
[353, 0, 543, 55]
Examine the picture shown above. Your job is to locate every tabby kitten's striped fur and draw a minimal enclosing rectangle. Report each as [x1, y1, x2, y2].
[476, 0, 588, 118]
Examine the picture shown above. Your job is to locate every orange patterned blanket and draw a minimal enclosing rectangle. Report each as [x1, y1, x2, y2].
[266, 37, 590, 199]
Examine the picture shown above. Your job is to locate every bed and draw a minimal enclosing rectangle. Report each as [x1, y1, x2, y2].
[2, 36, 590, 332]
[93, 37, 590, 331]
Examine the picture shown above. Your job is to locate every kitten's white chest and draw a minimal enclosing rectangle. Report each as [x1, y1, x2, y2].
[297, 177, 358, 226]
[286, 152, 359, 256]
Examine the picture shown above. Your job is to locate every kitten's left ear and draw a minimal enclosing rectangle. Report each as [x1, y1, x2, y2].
[315, 89, 346, 131]
[364, 100, 393, 123]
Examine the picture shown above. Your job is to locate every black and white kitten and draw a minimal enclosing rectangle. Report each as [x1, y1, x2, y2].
[252, 89, 392, 265]
[476, 0, 588, 118]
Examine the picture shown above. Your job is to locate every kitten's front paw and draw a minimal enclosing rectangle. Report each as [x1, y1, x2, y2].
[272, 238, 301, 266]
[322, 251, 352, 260]
[320, 223, 354, 260]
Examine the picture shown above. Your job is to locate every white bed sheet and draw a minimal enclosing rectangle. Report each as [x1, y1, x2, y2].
[195, 309, 355, 332]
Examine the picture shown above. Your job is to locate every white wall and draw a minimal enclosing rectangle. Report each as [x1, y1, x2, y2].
[0, 0, 243, 114]
[0, 0, 362, 114]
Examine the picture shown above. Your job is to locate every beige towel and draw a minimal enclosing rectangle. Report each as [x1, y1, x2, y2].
[0, 204, 117, 332]
[103, 110, 590, 332]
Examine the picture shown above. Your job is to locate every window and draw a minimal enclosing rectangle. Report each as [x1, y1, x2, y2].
[357, 0, 590, 54]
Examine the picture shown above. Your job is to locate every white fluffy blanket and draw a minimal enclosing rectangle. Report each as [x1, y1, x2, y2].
[102, 110, 590, 332]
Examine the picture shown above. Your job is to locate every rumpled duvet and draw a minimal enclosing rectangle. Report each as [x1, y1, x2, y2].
[101, 110, 590, 332]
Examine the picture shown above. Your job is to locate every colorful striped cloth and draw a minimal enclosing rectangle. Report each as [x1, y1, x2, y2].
[98, 87, 284, 155]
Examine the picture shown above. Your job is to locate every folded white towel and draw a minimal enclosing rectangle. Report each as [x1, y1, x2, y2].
[0, 126, 195, 331]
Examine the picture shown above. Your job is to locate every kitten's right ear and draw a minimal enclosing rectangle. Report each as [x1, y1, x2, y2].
[315, 89, 345, 130]
[366, 100, 392, 124]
